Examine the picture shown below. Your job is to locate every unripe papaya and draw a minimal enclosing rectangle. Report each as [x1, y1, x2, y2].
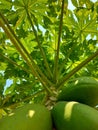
[58, 77, 98, 107]
[52, 101, 98, 130]
[0, 103, 52, 130]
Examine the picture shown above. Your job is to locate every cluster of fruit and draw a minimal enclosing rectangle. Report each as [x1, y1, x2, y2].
[0, 77, 98, 130]
[52, 77, 98, 130]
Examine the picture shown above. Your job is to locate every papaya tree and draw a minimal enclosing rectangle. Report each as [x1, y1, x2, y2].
[0, 0, 98, 110]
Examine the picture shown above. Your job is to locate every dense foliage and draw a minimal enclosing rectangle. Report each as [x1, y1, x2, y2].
[0, 0, 98, 109]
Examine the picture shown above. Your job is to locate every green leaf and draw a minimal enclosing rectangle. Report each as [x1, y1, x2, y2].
[0, 0, 12, 10]
[71, 0, 78, 7]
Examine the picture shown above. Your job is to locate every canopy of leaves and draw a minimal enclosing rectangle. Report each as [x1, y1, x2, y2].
[0, 0, 98, 108]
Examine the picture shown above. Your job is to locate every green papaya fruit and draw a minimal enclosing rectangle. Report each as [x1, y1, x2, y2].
[0, 103, 52, 130]
[52, 101, 98, 130]
[58, 77, 98, 107]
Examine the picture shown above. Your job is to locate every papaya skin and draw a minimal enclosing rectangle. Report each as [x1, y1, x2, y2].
[52, 101, 98, 130]
[58, 77, 98, 107]
[0, 103, 52, 130]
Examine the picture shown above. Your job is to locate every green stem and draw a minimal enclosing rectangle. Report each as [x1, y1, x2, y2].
[0, 53, 31, 74]
[21, 89, 45, 102]
[24, 3, 53, 79]
[53, 0, 65, 83]
[58, 40, 77, 76]
[83, 30, 98, 33]
[3, 89, 45, 109]
[57, 50, 98, 90]
[82, 17, 97, 32]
